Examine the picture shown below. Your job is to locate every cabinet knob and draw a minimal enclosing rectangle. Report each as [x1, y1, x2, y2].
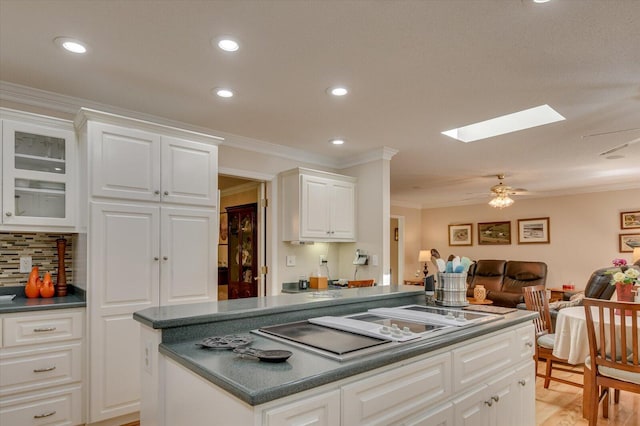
[164, 191, 169, 196]
[154, 257, 159, 261]
[491, 395, 500, 403]
[519, 379, 527, 386]
[5, 212, 12, 217]
[163, 256, 168, 261]
[154, 190, 160, 195]
[484, 400, 493, 407]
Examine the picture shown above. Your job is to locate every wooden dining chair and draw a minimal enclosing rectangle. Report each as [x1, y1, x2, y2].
[523, 285, 583, 388]
[348, 279, 375, 288]
[583, 298, 640, 425]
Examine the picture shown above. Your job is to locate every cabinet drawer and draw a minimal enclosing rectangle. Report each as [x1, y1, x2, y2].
[0, 384, 82, 426]
[452, 329, 516, 392]
[342, 353, 451, 426]
[3, 310, 83, 347]
[514, 324, 535, 362]
[263, 390, 340, 426]
[0, 342, 82, 396]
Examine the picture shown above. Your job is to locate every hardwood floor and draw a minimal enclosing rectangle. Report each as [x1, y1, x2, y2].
[121, 361, 639, 426]
[535, 361, 640, 426]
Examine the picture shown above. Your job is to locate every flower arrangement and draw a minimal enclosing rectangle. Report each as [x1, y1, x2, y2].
[611, 268, 639, 286]
[612, 258, 627, 268]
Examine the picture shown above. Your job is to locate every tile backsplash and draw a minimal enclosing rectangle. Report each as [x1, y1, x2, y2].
[0, 232, 74, 286]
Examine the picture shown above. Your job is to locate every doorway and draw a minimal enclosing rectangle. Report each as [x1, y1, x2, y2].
[217, 175, 267, 300]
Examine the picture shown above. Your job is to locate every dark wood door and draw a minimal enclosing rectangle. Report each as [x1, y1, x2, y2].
[226, 203, 258, 299]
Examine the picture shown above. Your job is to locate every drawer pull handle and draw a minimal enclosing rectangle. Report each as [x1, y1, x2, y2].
[519, 379, 527, 386]
[492, 395, 500, 403]
[34, 411, 56, 419]
[33, 327, 57, 332]
[484, 400, 493, 407]
[525, 341, 533, 347]
[34, 366, 57, 373]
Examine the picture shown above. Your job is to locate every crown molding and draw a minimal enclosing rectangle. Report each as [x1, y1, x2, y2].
[391, 199, 423, 210]
[337, 146, 399, 169]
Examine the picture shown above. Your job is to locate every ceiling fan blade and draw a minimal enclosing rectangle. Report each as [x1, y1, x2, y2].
[599, 136, 640, 156]
[583, 127, 640, 138]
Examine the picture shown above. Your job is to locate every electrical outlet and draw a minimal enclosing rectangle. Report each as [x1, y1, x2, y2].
[319, 255, 327, 265]
[286, 255, 296, 267]
[19, 256, 32, 273]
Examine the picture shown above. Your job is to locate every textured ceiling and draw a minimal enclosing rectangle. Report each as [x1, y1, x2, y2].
[1, 0, 639, 208]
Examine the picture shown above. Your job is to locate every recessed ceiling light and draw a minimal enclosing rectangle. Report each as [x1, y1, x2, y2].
[441, 104, 565, 143]
[327, 86, 348, 97]
[54, 37, 87, 54]
[213, 88, 234, 98]
[533, 0, 551, 3]
[330, 138, 345, 145]
[216, 38, 239, 52]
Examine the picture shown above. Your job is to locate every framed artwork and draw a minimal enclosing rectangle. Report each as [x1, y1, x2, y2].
[478, 221, 511, 245]
[619, 233, 640, 252]
[219, 212, 228, 244]
[620, 211, 640, 229]
[517, 217, 550, 244]
[448, 224, 472, 246]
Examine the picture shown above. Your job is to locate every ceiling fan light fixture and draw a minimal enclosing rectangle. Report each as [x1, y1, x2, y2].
[488, 194, 514, 209]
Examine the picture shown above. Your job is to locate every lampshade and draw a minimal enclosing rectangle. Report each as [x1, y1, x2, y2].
[633, 247, 640, 263]
[488, 193, 514, 209]
[419, 250, 431, 263]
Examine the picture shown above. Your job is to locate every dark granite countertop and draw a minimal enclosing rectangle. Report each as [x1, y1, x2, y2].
[134, 286, 537, 406]
[0, 285, 86, 314]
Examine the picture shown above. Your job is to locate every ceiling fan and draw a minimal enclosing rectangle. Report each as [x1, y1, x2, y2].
[488, 174, 528, 209]
[581, 127, 640, 157]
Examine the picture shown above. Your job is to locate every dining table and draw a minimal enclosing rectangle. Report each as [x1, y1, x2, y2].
[552, 304, 640, 419]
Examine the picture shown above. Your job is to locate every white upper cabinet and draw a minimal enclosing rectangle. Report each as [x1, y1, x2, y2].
[0, 109, 76, 229]
[281, 168, 356, 242]
[88, 119, 217, 207]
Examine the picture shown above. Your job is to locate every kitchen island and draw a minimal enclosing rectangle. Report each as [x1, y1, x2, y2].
[134, 285, 537, 426]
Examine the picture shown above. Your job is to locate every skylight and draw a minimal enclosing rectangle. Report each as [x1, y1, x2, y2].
[441, 105, 565, 143]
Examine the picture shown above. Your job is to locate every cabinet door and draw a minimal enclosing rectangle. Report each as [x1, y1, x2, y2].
[161, 136, 217, 206]
[453, 384, 490, 426]
[1, 119, 75, 227]
[514, 362, 536, 426]
[90, 122, 161, 202]
[160, 206, 216, 305]
[329, 180, 355, 240]
[300, 175, 331, 239]
[487, 370, 517, 426]
[89, 202, 160, 422]
[263, 390, 340, 426]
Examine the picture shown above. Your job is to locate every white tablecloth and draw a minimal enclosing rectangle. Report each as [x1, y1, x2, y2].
[553, 305, 640, 365]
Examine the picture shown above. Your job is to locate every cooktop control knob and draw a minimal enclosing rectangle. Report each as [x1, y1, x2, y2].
[380, 326, 390, 334]
[445, 312, 455, 320]
[402, 326, 412, 336]
[456, 313, 467, 322]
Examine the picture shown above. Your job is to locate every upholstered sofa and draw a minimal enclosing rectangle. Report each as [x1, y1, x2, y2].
[466, 259, 548, 308]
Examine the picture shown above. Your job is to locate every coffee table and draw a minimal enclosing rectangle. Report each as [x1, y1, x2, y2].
[467, 298, 493, 305]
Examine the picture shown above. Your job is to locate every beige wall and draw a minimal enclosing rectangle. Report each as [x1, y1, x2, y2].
[390, 205, 423, 283]
[415, 188, 640, 291]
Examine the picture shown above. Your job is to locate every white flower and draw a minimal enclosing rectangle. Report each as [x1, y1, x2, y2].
[613, 271, 627, 282]
[625, 268, 639, 280]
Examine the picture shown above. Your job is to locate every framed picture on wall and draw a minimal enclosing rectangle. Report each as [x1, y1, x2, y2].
[219, 213, 228, 244]
[620, 211, 640, 229]
[478, 221, 511, 245]
[619, 233, 640, 252]
[448, 224, 472, 246]
[517, 217, 550, 244]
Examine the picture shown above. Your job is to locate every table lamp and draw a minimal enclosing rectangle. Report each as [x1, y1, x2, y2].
[419, 250, 431, 279]
[633, 247, 640, 264]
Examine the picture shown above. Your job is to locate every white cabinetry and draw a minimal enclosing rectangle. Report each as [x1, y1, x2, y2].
[0, 108, 76, 230]
[89, 122, 216, 206]
[281, 168, 356, 242]
[0, 309, 84, 426]
[155, 323, 535, 426]
[76, 109, 221, 424]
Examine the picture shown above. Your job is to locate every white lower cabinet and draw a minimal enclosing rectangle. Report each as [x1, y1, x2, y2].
[88, 201, 216, 423]
[154, 323, 535, 426]
[0, 309, 84, 426]
[264, 390, 341, 426]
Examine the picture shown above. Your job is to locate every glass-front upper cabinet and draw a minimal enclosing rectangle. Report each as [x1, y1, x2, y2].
[1, 111, 76, 228]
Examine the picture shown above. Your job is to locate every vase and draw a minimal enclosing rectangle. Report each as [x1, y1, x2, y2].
[615, 282, 633, 315]
[473, 285, 486, 302]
